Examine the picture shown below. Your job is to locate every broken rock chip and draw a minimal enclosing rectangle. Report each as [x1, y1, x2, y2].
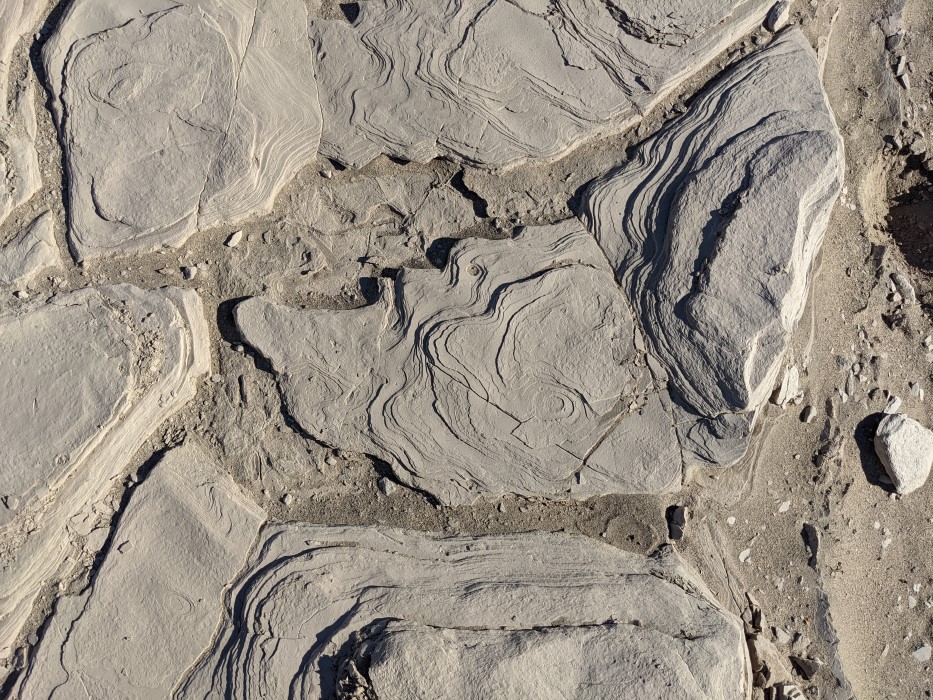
[0, 285, 210, 662]
[582, 29, 844, 422]
[177, 527, 750, 698]
[874, 413, 933, 495]
[15, 443, 264, 699]
[311, 0, 773, 169]
[0, 212, 61, 288]
[236, 220, 683, 505]
[43, 0, 322, 260]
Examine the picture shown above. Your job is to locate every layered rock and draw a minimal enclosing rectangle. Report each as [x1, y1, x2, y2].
[581, 29, 844, 441]
[310, 0, 774, 169]
[42, 0, 322, 260]
[177, 526, 750, 698]
[15, 443, 264, 699]
[0, 0, 45, 228]
[0, 285, 209, 663]
[236, 30, 842, 504]
[0, 212, 60, 288]
[236, 220, 683, 504]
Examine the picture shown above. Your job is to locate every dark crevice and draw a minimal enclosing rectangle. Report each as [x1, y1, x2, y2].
[339, 2, 360, 23]
[449, 170, 489, 218]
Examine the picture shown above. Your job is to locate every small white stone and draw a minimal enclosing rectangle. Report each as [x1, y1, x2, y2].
[281, 493, 294, 506]
[377, 477, 397, 496]
[727, 516, 736, 526]
[225, 231, 243, 248]
[884, 395, 902, 414]
[874, 414, 933, 494]
[739, 548, 751, 563]
[764, 0, 790, 32]
[778, 501, 791, 513]
[912, 644, 932, 662]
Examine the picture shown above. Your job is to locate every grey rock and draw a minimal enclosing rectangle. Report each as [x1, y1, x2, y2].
[177, 528, 751, 698]
[0, 285, 210, 661]
[582, 30, 843, 423]
[912, 643, 932, 663]
[236, 220, 683, 504]
[874, 413, 933, 494]
[311, 0, 774, 169]
[0, 212, 61, 289]
[15, 444, 264, 699]
[43, 0, 322, 260]
[764, 1, 790, 32]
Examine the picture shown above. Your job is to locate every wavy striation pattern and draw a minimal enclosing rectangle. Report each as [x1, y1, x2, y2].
[15, 443, 265, 699]
[310, 0, 773, 169]
[42, 0, 322, 260]
[0, 285, 210, 662]
[582, 30, 844, 426]
[176, 526, 750, 699]
[236, 220, 683, 504]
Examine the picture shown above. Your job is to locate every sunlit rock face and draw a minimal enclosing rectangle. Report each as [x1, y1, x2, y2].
[236, 30, 843, 505]
[310, 0, 774, 169]
[176, 526, 751, 699]
[42, 0, 322, 260]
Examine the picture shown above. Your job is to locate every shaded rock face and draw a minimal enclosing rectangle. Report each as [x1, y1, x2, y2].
[0, 285, 209, 661]
[582, 30, 844, 422]
[42, 0, 322, 260]
[310, 0, 773, 169]
[15, 443, 265, 699]
[176, 527, 750, 699]
[236, 30, 843, 504]
[236, 221, 682, 504]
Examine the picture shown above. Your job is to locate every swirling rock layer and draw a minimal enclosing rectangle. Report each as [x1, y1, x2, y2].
[177, 526, 750, 699]
[310, 0, 772, 169]
[0, 284, 209, 661]
[43, 0, 322, 260]
[15, 443, 265, 699]
[236, 220, 683, 504]
[582, 29, 844, 422]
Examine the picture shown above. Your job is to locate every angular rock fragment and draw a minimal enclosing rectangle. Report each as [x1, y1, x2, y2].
[874, 413, 933, 495]
[15, 443, 265, 699]
[43, 0, 322, 260]
[0, 285, 210, 662]
[237, 30, 842, 504]
[177, 527, 750, 698]
[311, 0, 774, 169]
[236, 220, 683, 504]
[0, 212, 60, 288]
[582, 30, 843, 426]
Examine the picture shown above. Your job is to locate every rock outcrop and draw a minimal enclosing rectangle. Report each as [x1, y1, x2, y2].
[0, 212, 60, 289]
[310, 0, 774, 169]
[0, 285, 209, 662]
[15, 443, 264, 699]
[177, 527, 751, 699]
[237, 30, 843, 504]
[42, 0, 322, 260]
[582, 29, 843, 430]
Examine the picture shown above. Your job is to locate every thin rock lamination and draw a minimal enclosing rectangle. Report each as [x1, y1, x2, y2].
[236, 30, 843, 504]
[176, 527, 750, 699]
[310, 0, 774, 169]
[0, 285, 209, 663]
[15, 443, 265, 699]
[43, 0, 322, 260]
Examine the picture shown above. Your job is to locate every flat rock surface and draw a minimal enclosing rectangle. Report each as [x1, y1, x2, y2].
[177, 526, 750, 699]
[43, 0, 322, 260]
[311, 0, 773, 169]
[0, 284, 209, 661]
[0, 212, 60, 289]
[15, 442, 265, 699]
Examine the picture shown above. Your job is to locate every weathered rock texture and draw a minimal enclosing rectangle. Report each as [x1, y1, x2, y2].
[874, 413, 933, 495]
[177, 527, 750, 698]
[43, 0, 322, 260]
[0, 212, 60, 288]
[310, 0, 774, 169]
[582, 29, 844, 429]
[237, 221, 683, 504]
[0, 285, 209, 662]
[237, 30, 842, 504]
[15, 443, 264, 699]
[0, 0, 45, 228]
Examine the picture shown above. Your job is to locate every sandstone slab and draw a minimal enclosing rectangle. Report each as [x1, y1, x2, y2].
[0, 285, 210, 661]
[43, 0, 322, 260]
[177, 526, 751, 699]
